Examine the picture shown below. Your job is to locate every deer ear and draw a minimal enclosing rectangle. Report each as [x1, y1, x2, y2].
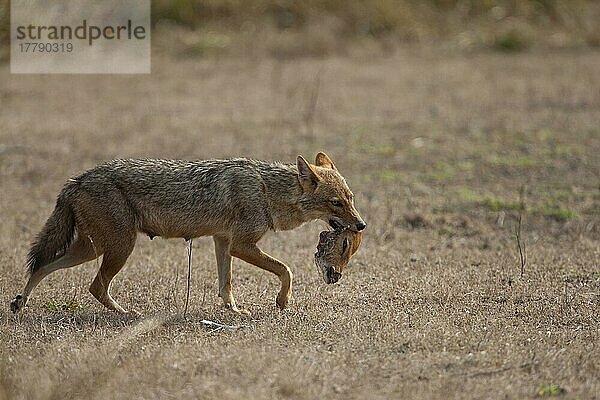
[315, 152, 337, 171]
[297, 155, 320, 191]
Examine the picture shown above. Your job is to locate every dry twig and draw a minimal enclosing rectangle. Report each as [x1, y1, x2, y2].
[184, 239, 193, 316]
[515, 186, 527, 277]
[303, 68, 322, 137]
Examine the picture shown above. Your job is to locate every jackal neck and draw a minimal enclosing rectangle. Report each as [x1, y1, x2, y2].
[257, 162, 307, 231]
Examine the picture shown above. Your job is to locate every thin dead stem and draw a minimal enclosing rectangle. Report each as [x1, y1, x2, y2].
[303, 68, 322, 137]
[515, 186, 527, 277]
[184, 239, 193, 316]
[173, 250, 180, 311]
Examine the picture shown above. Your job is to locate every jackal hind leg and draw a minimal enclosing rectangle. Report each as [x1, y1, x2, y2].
[10, 235, 100, 313]
[213, 236, 250, 316]
[89, 232, 137, 316]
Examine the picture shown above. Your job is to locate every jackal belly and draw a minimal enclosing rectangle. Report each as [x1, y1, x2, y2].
[136, 208, 232, 239]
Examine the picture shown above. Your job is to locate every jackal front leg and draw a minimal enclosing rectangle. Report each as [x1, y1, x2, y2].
[213, 236, 250, 315]
[230, 242, 292, 310]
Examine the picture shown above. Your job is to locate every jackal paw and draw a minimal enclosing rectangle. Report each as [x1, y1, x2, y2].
[10, 295, 26, 313]
[225, 303, 251, 316]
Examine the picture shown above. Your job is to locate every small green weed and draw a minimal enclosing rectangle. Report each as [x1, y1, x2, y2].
[45, 298, 86, 313]
[539, 205, 577, 221]
[481, 196, 521, 212]
[489, 154, 541, 167]
[495, 29, 530, 52]
[429, 161, 456, 182]
[377, 169, 403, 182]
[537, 384, 565, 397]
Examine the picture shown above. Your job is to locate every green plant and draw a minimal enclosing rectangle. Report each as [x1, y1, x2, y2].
[537, 384, 565, 396]
[481, 196, 521, 212]
[495, 29, 530, 52]
[539, 205, 577, 221]
[429, 161, 456, 182]
[45, 297, 86, 313]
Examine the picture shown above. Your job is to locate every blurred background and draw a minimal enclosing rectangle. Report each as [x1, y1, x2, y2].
[3, 0, 600, 58]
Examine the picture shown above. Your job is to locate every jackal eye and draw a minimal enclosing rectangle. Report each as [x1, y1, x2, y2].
[330, 199, 344, 208]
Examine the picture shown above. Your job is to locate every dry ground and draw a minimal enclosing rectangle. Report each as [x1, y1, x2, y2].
[0, 49, 599, 399]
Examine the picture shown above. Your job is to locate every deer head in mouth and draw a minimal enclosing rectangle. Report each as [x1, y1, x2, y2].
[314, 227, 362, 284]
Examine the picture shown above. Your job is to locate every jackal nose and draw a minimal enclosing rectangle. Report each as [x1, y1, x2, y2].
[356, 221, 367, 231]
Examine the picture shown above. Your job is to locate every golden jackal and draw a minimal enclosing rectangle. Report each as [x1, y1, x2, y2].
[10, 152, 365, 315]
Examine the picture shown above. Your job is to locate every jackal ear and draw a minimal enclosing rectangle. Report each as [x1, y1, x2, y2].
[315, 152, 337, 171]
[297, 155, 320, 191]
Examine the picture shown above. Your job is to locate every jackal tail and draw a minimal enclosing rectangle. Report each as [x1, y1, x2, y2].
[27, 185, 77, 274]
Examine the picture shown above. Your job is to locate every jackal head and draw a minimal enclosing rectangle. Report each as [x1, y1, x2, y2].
[315, 228, 362, 284]
[297, 152, 366, 232]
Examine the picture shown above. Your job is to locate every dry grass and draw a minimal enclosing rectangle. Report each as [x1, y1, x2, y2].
[1, 48, 599, 399]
